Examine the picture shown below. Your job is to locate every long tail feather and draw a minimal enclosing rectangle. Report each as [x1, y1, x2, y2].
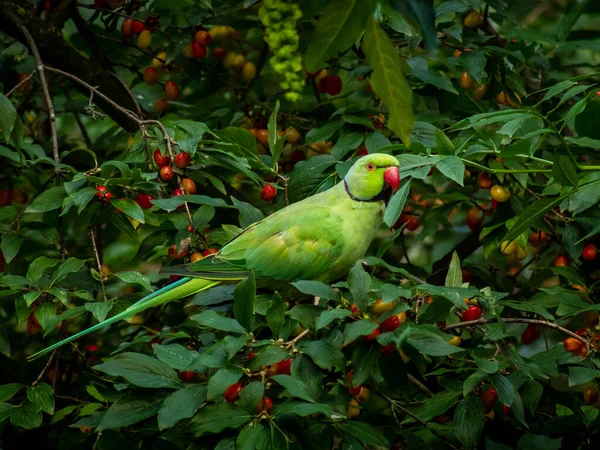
[27, 277, 219, 361]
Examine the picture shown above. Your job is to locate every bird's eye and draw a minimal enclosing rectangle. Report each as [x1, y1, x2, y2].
[366, 163, 375, 171]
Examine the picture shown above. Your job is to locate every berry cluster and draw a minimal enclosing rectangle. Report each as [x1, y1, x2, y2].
[258, 0, 304, 102]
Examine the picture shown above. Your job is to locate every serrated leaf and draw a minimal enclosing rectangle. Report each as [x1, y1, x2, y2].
[363, 17, 413, 144]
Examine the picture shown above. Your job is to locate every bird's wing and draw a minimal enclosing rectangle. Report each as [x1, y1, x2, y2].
[215, 205, 345, 281]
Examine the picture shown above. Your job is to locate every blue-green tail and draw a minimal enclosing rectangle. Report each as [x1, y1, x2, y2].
[27, 277, 219, 361]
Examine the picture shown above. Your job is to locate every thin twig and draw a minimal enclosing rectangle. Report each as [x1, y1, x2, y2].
[32, 349, 57, 386]
[443, 317, 589, 346]
[382, 393, 460, 450]
[89, 228, 108, 302]
[285, 328, 310, 349]
[6, 70, 37, 97]
[107, 72, 142, 117]
[407, 373, 434, 398]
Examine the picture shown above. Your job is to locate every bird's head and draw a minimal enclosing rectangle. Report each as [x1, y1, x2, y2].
[344, 153, 400, 201]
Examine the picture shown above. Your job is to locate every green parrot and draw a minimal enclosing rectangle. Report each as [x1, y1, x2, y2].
[28, 153, 400, 360]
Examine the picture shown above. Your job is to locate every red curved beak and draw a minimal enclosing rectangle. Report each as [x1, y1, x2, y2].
[384, 166, 400, 192]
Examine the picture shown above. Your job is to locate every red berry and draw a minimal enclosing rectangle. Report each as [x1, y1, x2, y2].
[347, 371, 362, 396]
[248, 352, 255, 360]
[257, 397, 273, 413]
[121, 18, 134, 38]
[317, 77, 328, 93]
[178, 371, 196, 382]
[583, 244, 597, 262]
[502, 404, 510, 416]
[223, 382, 243, 402]
[261, 185, 277, 202]
[192, 41, 207, 59]
[555, 255, 569, 267]
[131, 20, 145, 35]
[165, 81, 180, 101]
[381, 344, 396, 355]
[521, 323, 538, 345]
[466, 207, 483, 231]
[173, 188, 184, 197]
[379, 315, 400, 333]
[393, 214, 419, 231]
[168, 244, 187, 259]
[563, 337, 584, 353]
[175, 152, 191, 168]
[85, 345, 99, 353]
[212, 47, 226, 59]
[203, 247, 218, 256]
[0, 189, 12, 206]
[160, 166, 174, 181]
[461, 269, 473, 283]
[95, 185, 112, 202]
[481, 387, 498, 413]
[576, 328, 587, 337]
[350, 304, 360, 314]
[195, 30, 212, 45]
[362, 328, 380, 341]
[276, 359, 292, 376]
[436, 414, 450, 424]
[529, 230, 548, 248]
[326, 75, 343, 95]
[154, 149, 170, 167]
[357, 147, 368, 156]
[461, 305, 483, 322]
[135, 193, 154, 209]
[144, 67, 159, 85]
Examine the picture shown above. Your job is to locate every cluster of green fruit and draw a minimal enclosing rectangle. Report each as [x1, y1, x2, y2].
[258, 0, 304, 101]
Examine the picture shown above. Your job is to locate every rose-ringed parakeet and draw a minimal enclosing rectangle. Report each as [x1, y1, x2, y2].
[28, 154, 400, 360]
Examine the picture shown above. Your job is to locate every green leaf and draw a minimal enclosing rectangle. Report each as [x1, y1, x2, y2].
[0, 403, 13, 422]
[233, 273, 255, 331]
[187, 404, 252, 437]
[189, 285, 235, 307]
[407, 328, 465, 356]
[266, 292, 286, 339]
[153, 343, 198, 371]
[158, 384, 207, 430]
[455, 395, 485, 449]
[436, 156, 465, 186]
[291, 280, 338, 300]
[363, 17, 414, 144]
[26, 186, 67, 213]
[331, 132, 364, 160]
[270, 375, 315, 403]
[337, 421, 389, 447]
[50, 405, 77, 424]
[237, 423, 270, 450]
[247, 345, 290, 371]
[114, 271, 152, 291]
[445, 251, 462, 287]
[552, 153, 578, 187]
[352, 344, 381, 386]
[502, 195, 569, 243]
[0, 93, 17, 141]
[521, 380, 543, 416]
[342, 320, 378, 347]
[304, 0, 373, 72]
[98, 397, 163, 431]
[111, 198, 145, 223]
[568, 367, 599, 387]
[383, 181, 411, 228]
[298, 340, 345, 371]
[490, 373, 515, 407]
[94, 353, 181, 388]
[231, 197, 264, 229]
[9, 401, 42, 430]
[192, 310, 247, 334]
[412, 390, 461, 422]
[207, 367, 243, 401]
[27, 383, 54, 414]
[237, 381, 264, 414]
[26, 256, 59, 282]
[517, 435, 562, 450]
[267, 100, 284, 165]
[0, 384, 22, 402]
[0, 235, 23, 264]
[50, 257, 86, 286]
[85, 301, 113, 323]
[287, 304, 322, 329]
[315, 309, 351, 330]
[348, 261, 371, 312]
